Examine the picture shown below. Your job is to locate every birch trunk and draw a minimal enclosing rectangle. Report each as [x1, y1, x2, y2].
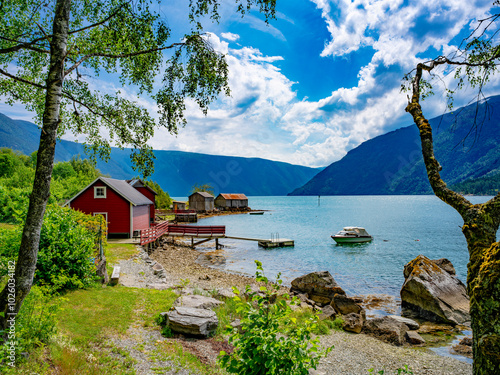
[0, 0, 71, 334]
[406, 64, 500, 374]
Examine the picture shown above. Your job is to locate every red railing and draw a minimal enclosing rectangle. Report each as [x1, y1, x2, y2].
[174, 209, 196, 214]
[140, 223, 225, 245]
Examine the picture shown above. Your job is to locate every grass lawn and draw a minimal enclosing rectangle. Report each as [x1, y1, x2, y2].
[105, 242, 138, 267]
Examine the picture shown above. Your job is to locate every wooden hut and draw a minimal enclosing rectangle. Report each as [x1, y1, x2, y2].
[172, 201, 187, 211]
[215, 193, 249, 210]
[65, 177, 154, 238]
[188, 192, 214, 212]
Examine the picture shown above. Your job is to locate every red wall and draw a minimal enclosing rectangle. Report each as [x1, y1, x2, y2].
[133, 205, 150, 231]
[135, 186, 156, 221]
[70, 181, 131, 235]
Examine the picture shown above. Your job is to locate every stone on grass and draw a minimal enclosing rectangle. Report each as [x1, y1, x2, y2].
[400, 255, 470, 325]
[164, 307, 218, 337]
[363, 316, 409, 346]
[342, 313, 364, 334]
[174, 295, 223, 310]
[318, 305, 336, 320]
[290, 271, 346, 306]
[96, 257, 109, 284]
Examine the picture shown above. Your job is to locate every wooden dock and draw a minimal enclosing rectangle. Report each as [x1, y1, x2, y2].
[225, 236, 294, 248]
[258, 239, 294, 248]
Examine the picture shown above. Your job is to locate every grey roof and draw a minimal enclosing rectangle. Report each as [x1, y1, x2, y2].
[101, 177, 153, 205]
[190, 191, 214, 198]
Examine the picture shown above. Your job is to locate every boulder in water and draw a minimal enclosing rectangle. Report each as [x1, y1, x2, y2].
[400, 255, 470, 325]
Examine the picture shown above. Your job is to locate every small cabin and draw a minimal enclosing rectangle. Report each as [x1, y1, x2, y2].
[172, 201, 187, 211]
[215, 193, 249, 210]
[188, 192, 214, 212]
[127, 179, 157, 223]
[65, 177, 154, 238]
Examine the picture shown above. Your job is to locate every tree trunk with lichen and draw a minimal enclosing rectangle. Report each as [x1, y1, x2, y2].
[406, 65, 500, 373]
[0, 0, 70, 336]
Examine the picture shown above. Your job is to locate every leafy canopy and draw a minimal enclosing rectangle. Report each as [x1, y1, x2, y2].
[0, 0, 276, 177]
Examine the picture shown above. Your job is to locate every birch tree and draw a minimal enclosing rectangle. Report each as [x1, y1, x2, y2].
[404, 10, 500, 374]
[0, 0, 276, 334]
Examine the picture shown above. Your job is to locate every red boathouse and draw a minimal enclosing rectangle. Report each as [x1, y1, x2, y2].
[65, 177, 155, 238]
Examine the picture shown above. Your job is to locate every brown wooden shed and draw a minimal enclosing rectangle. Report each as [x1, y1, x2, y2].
[188, 192, 215, 212]
[215, 193, 249, 210]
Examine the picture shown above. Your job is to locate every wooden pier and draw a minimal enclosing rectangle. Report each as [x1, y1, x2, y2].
[225, 236, 294, 248]
[141, 224, 294, 250]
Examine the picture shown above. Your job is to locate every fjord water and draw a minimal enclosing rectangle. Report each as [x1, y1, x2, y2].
[199, 195, 497, 299]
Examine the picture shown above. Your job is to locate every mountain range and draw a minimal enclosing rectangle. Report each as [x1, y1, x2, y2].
[1, 95, 499, 197]
[0, 113, 319, 197]
[290, 96, 500, 195]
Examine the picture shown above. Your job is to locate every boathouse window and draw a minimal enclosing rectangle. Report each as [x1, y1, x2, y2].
[94, 186, 106, 198]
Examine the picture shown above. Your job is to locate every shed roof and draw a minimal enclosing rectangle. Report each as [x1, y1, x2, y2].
[218, 193, 248, 200]
[64, 177, 153, 206]
[189, 191, 214, 198]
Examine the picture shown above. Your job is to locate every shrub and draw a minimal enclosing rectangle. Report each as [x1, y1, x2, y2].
[0, 286, 59, 371]
[218, 261, 332, 375]
[0, 204, 105, 292]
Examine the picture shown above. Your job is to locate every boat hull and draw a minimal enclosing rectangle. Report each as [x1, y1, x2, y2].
[331, 235, 373, 244]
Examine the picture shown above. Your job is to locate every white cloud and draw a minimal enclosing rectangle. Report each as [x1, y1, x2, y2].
[220, 32, 240, 41]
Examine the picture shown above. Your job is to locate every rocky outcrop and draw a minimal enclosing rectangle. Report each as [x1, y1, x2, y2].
[290, 271, 346, 306]
[363, 316, 409, 346]
[400, 255, 470, 325]
[162, 307, 218, 337]
[387, 315, 419, 330]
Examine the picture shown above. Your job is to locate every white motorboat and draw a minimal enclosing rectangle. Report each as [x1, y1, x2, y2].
[331, 227, 373, 244]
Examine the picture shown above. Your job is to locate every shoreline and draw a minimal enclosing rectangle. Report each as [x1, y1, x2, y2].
[135, 240, 473, 374]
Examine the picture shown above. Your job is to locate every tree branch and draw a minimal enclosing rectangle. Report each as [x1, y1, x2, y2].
[67, 1, 131, 36]
[405, 62, 473, 217]
[64, 42, 187, 77]
[484, 193, 500, 230]
[0, 67, 46, 89]
[0, 36, 49, 54]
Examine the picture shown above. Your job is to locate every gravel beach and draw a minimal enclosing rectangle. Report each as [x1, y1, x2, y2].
[116, 239, 473, 375]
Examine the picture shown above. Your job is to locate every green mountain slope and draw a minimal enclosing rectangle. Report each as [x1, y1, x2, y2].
[290, 96, 500, 195]
[0, 113, 320, 196]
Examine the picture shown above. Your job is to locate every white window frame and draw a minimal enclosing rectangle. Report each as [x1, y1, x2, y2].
[94, 186, 107, 198]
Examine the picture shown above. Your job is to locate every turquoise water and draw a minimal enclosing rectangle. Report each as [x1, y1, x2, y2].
[195, 195, 497, 299]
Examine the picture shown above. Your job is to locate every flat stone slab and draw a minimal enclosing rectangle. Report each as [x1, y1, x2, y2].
[174, 295, 223, 310]
[165, 306, 218, 337]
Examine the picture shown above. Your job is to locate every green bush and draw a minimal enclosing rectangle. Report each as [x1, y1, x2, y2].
[0, 204, 104, 292]
[218, 261, 332, 375]
[0, 286, 59, 371]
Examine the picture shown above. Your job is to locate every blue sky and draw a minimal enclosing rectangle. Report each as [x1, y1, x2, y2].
[2, 0, 500, 168]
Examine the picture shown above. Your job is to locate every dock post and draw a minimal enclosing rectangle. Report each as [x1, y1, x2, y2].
[215, 238, 219, 249]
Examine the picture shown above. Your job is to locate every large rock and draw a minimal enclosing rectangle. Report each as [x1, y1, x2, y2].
[342, 313, 364, 334]
[400, 255, 470, 325]
[363, 316, 409, 346]
[174, 295, 223, 310]
[332, 294, 364, 315]
[290, 271, 346, 306]
[164, 307, 218, 337]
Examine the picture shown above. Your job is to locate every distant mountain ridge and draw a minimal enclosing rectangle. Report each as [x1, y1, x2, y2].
[290, 96, 500, 195]
[0, 113, 320, 196]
